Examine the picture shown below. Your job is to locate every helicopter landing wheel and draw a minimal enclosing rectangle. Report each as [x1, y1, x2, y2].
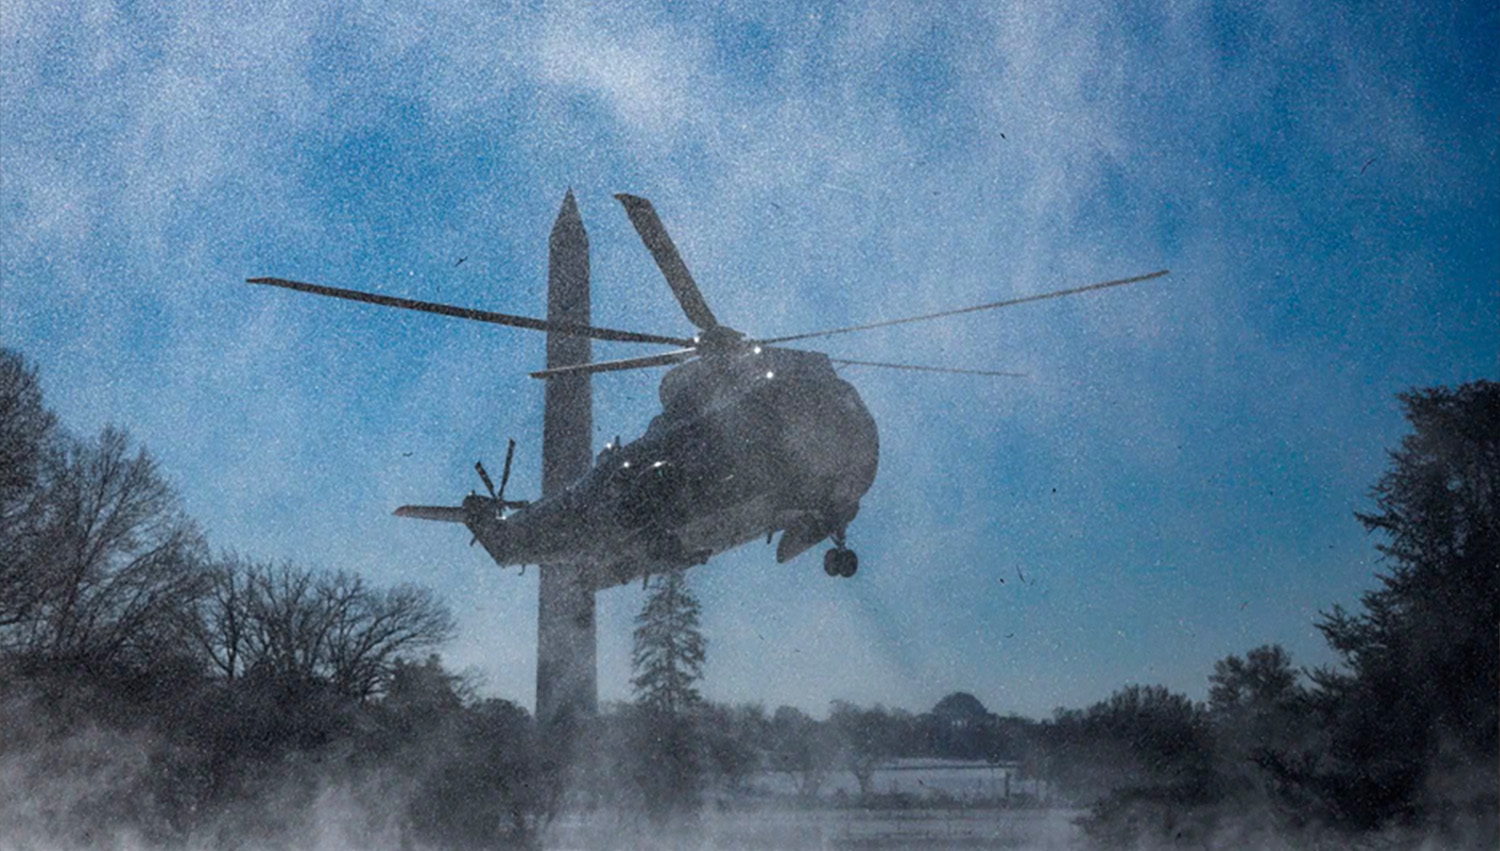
[840, 549, 858, 577]
[823, 547, 858, 578]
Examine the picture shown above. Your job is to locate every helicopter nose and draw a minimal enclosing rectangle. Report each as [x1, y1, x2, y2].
[834, 397, 879, 504]
[777, 380, 879, 506]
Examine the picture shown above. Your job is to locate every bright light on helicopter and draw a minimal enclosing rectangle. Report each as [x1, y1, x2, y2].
[764, 371, 775, 380]
[752, 346, 762, 355]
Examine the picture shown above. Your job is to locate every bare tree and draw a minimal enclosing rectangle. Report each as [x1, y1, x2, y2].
[8, 426, 207, 670]
[199, 558, 455, 699]
[240, 559, 332, 685]
[0, 350, 55, 514]
[831, 701, 896, 798]
[195, 555, 251, 680]
[0, 349, 58, 628]
[770, 705, 837, 799]
[324, 573, 457, 699]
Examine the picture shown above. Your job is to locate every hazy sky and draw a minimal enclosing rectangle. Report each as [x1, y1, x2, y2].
[4, 1, 1495, 718]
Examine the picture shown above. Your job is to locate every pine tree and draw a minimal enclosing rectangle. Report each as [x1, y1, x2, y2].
[1301, 381, 1499, 831]
[630, 569, 707, 715]
[629, 569, 708, 821]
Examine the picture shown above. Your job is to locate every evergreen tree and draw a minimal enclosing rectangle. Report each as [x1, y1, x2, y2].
[630, 569, 706, 714]
[629, 569, 708, 822]
[1296, 381, 1498, 833]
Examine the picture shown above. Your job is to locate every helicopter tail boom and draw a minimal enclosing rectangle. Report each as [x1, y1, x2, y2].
[394, 505, 468, 523]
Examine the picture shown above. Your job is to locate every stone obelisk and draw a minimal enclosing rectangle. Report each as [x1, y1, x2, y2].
[536, 190, 597, 767]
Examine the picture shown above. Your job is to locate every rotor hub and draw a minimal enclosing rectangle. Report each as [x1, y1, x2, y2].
[692, 325, 746, 355]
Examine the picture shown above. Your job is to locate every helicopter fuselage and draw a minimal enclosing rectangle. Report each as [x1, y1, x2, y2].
[459, 346, 878, 588]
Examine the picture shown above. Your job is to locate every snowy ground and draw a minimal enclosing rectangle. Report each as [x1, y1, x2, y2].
[546, 807, 1084, 850]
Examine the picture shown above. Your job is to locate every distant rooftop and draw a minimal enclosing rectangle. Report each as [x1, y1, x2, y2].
[932, 691, 990, 718]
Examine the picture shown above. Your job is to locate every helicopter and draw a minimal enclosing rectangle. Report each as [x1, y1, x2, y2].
[249, 194, 1166, 588]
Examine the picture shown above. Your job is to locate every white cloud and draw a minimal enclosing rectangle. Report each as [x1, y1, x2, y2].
[535, 6, 710, 142]
[2, 0, 1490, 717]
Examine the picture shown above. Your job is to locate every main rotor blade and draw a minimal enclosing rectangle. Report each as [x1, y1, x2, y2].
[614, 194, 720, 331]
[755, 270, 1170, 346]
[529, 348, 698, 379]
[247, 277, 694, 347]
[498, 438, 516, 501]
[829, 358, 1027, 377]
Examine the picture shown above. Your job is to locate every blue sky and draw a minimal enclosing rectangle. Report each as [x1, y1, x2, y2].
[3, 1, 1495, 718]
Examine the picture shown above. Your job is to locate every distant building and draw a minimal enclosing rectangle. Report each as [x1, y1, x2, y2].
[749, 757, 1049, 804]
[924, 691, 1015, 760]
[931, 691, 990, 731]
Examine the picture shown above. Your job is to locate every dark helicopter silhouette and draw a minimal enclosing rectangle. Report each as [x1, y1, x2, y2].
[249, 194, 1166, 587]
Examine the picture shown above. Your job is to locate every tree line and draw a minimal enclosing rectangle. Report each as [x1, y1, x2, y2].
[1, 348, 519, 847]
[3, 345, 1495, 849]
[597, 380, 1500, 848]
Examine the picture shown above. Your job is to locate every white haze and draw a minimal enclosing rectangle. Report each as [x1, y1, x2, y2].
[2, 0, 1495, 848]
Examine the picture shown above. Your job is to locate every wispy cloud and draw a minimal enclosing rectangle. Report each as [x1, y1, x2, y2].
[3, 0, 1494, 717]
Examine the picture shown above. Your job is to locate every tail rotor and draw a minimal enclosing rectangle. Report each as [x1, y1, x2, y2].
[475, 460, 498, 499]
[477, 438, 529, 511]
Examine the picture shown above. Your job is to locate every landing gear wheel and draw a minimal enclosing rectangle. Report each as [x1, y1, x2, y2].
[823, 548, 858, 578]
[824, 548, 842, 577]
[838, 549, 858, 577]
